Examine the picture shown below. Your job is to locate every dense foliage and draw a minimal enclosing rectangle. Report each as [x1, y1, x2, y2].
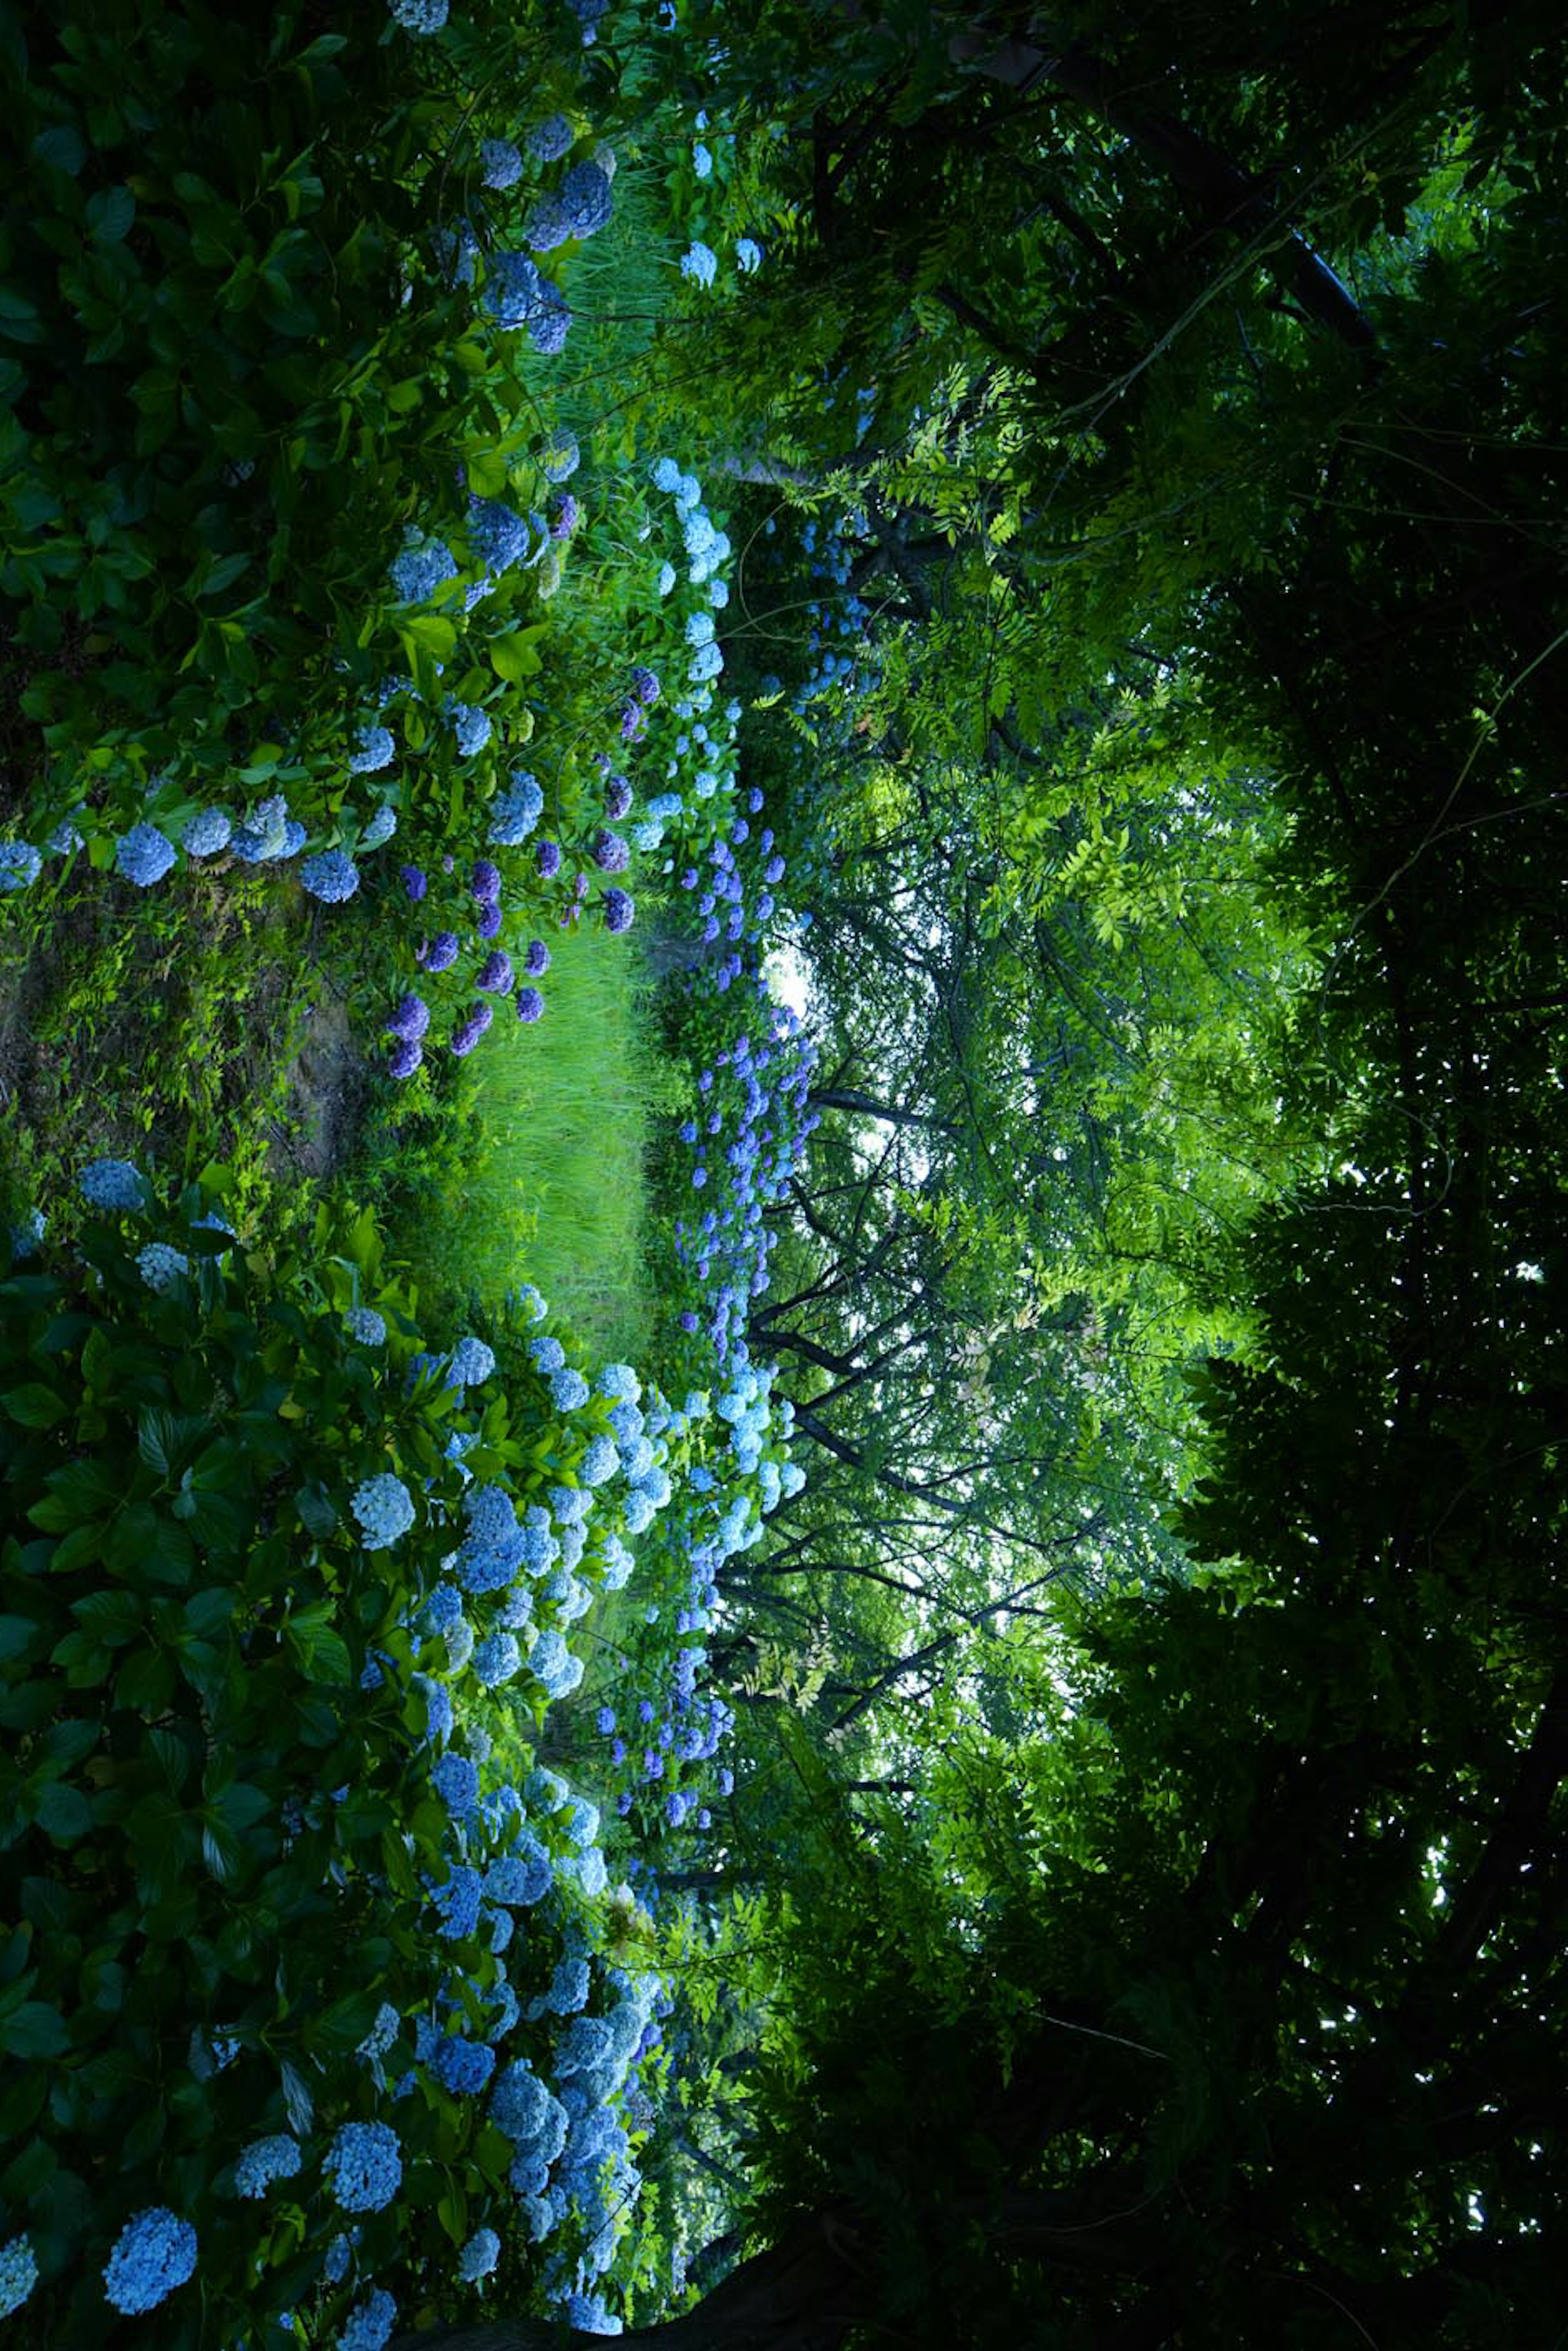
[2, 0, 1565, 2344]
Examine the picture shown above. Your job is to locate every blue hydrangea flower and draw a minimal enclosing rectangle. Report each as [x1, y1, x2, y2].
[361, 804, 398, 850]
[389, 538, 458, 603]
[693, 142, 713, 180]
[578, 1435, 618, 1486]
[324, 2123, 402, 2215]
[489, 2059, 550, 2142]
[564, 2290, 623, 2335]
[358, 2004, 400, 2061]
[80, 1157, 144, 1212]
[388, 0, 447, 28]
[483, 250, 546, 329]
[136, 1241, 189, 1293]
[550, 1367, 589, 1411]
[432, 2035, 496, 2097]
[530, 1334, 566, 1375]
[432, 1751, 481, 1816]
[345, 1306, 387, 1345]
[449, 1335, 496, 1386]
[323, 2234, 354, 2287]
[102, 2208, 197, 2315]
[479, 139, 523, 189]
[527, 113, 575, 162]
[115, 824, 176, 888]
[425, 1583, 464, 1634]
[736, 236, 762, 273]
[234, 2135, 302, 2199]
[414, 1675, 453, 1745]
[301, 850, 359, 904]
[339, 2286, 397, 2351]
[0, 2235, 38, 2321]
[0, 842, 42, 891]
[350, 1474, 415, 1551]
[473, 1631, 522, 1687]
[559, 162, 614, 240]
[458, 2228, 500, 2283]
[181, 808, 232, 857]
[428, 1861, 483, 1940]
[448, 702, 492, 758]
[467, 496, 533, 575]
[487, 768, 545, 846]
[350, 725, 395, 775]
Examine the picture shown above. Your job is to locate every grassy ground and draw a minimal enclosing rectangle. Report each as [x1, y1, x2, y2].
[396, 915, 684, 1361]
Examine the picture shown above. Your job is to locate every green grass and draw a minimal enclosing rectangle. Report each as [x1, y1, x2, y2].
[402, 918, 684, 1359]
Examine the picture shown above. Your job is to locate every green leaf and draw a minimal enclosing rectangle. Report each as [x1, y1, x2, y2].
[33, 1782, 93, 1843]
[0, 1615, 39, 1664]
[72, 1589, 145, 1646]
[489, 632, 543, 684]
[201, 1819, 242, 1882]
[386, 375, 423, 413]
[86, 186, 135, 244]
[0, 2001, 69, 2058]
[294, 1484, 337, 1540]
[115, 1646, 176, 1714]
[32, 125, 87, 176]
[3, 1383, 68, 1429]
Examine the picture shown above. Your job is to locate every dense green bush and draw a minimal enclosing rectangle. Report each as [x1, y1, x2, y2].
[0, 1177, 648, 2343]
[0, 2, 589, 848]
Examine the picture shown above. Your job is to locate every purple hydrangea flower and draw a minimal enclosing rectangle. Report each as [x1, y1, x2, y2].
[523, 939, 550, 978]
[536, 839, 561, 879]
[388, 1038, 424, 1079]
[516, 987, 545, 1024]
[590, 828, 629, 873]
[550, 492, 579, 539]
[602, 888, 634, 934]
[477, 951, 513, 994]
[422, 931, 459, 973]
[387, 994, 431, 1042]
[401, 864, 428, 902]
[630, 665, 660, 705]
[471, 858, 501, 904]
[477, 900, 503, 938]
[605, 775, 633, 819]
[452, 1004, 494, 1056]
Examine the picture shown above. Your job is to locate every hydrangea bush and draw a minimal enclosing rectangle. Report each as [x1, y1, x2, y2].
[0, 1171, 773, 2342]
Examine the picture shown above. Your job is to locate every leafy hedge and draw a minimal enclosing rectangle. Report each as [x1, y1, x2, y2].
[0, 1176, 682, 2343]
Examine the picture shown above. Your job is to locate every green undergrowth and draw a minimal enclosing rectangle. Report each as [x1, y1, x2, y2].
[394, 917, 684, 1360]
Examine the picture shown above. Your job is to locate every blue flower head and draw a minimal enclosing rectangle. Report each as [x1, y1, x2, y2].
[115, 824, 176, 889]
[389, 537, 459, 603]
[680, 242, 717, 288]
[301, 850, 360, 904]
[350, 1474, 415, 1551]
[102, 2209, 197, 2315]
[325, 2123, 402, 2215]
[80, 1157, 145, 1213]
[182, 808, 232, 857]
[339, 2286, 398, 2351]
[234, 2135, 302, 2199]
[459, 2227, 500, 2282]
[0, 2235, 38, 2321]
[0, 842, 42, 891]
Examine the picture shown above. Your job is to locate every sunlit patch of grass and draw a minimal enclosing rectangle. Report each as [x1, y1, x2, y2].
[404, 917, 682, 1360]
